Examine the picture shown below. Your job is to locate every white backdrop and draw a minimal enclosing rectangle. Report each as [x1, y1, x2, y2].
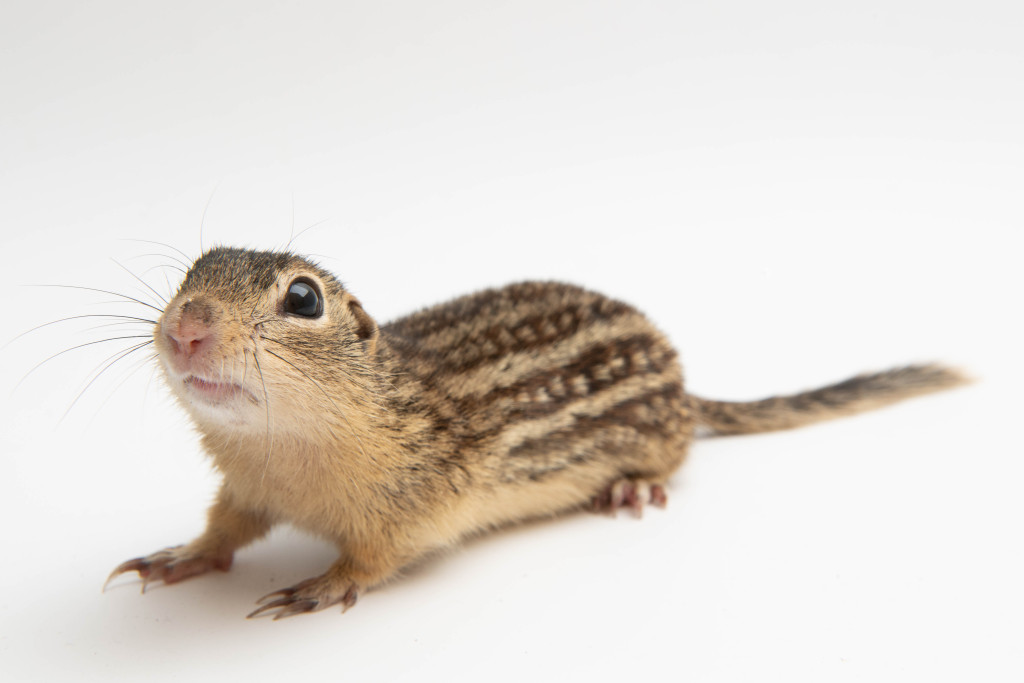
[1, 2, 1020, 681]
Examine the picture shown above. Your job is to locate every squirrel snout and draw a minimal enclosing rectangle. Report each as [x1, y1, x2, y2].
[166, 310, 213, 360]
[167, 328, 207, 357]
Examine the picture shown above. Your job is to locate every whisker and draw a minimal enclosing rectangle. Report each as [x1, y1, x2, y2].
[140, 263, 187, 278]
[261, 347, 369, 460]
[286, 219, 331, 252]
[79, 341, 153, 392]
[111, 258, 168, 308]
[127, 251, 193, 272]
[260, 336, 383, 395]
[286, 192, 296, 250]
[96, 350, 161, 421]
[31, 285, 164, 314]
[60, 340, 154, 423]
[16, 335, 155, 391]
[82, 321, 159, 334]
[118, 238, 193, 265]
[252, 350, 274, 487]
[163, 270, 174, 301]
[263, 338, 381, 408]
[5, 314, 158, 349]
[140, 360, 163, 415]
[199, 180, 222, 255]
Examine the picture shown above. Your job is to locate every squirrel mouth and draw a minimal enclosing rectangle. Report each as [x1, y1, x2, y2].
[184, 376, 254, 404]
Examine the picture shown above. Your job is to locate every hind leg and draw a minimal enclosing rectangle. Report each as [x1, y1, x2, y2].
[591, 427, 689, 517]
[592, 478, 668, 517]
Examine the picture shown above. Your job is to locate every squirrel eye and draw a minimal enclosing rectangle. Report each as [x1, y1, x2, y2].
[284, 280, 322, 318]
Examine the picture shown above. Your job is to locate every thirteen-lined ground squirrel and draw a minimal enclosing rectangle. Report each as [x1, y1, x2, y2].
[105, 247, 966, 619]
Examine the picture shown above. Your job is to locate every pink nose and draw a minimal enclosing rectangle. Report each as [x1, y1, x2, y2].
[167, 315, 211, 358]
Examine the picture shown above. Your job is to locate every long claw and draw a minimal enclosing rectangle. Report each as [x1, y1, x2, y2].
[141, 573, 158, 594]
[255, 588, 296, 605]
[105, 545, 229, 593]
[104, 558, 144, 592]
[340, 587, 358, 612]
[246, 605, 272, 619]
[247, 596, 299, 619]
[247, 578, 360, 620]
[247, 596, 321, 620]
[272, 600, 319, 620]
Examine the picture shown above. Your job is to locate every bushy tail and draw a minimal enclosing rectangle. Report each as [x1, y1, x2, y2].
[691, 364, 968, 436]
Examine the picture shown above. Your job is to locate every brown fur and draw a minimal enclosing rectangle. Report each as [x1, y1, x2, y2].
[691, 364, 967, 435]
[106, 247, 967, 618]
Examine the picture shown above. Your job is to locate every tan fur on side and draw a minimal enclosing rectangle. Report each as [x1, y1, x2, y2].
[106, 248, 965, 618]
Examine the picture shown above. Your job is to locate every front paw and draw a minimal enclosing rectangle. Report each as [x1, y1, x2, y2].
[247, 574, 360, 620]
[105, 545, 233, 592]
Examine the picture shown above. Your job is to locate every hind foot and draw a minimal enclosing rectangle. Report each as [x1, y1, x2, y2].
[592, 479, 667, 517]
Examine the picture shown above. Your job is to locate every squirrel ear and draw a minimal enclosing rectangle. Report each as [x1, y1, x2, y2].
[347, 298, 379, 353]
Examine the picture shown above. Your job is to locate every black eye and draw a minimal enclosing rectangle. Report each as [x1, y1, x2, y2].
[284, 280, 322, 318]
